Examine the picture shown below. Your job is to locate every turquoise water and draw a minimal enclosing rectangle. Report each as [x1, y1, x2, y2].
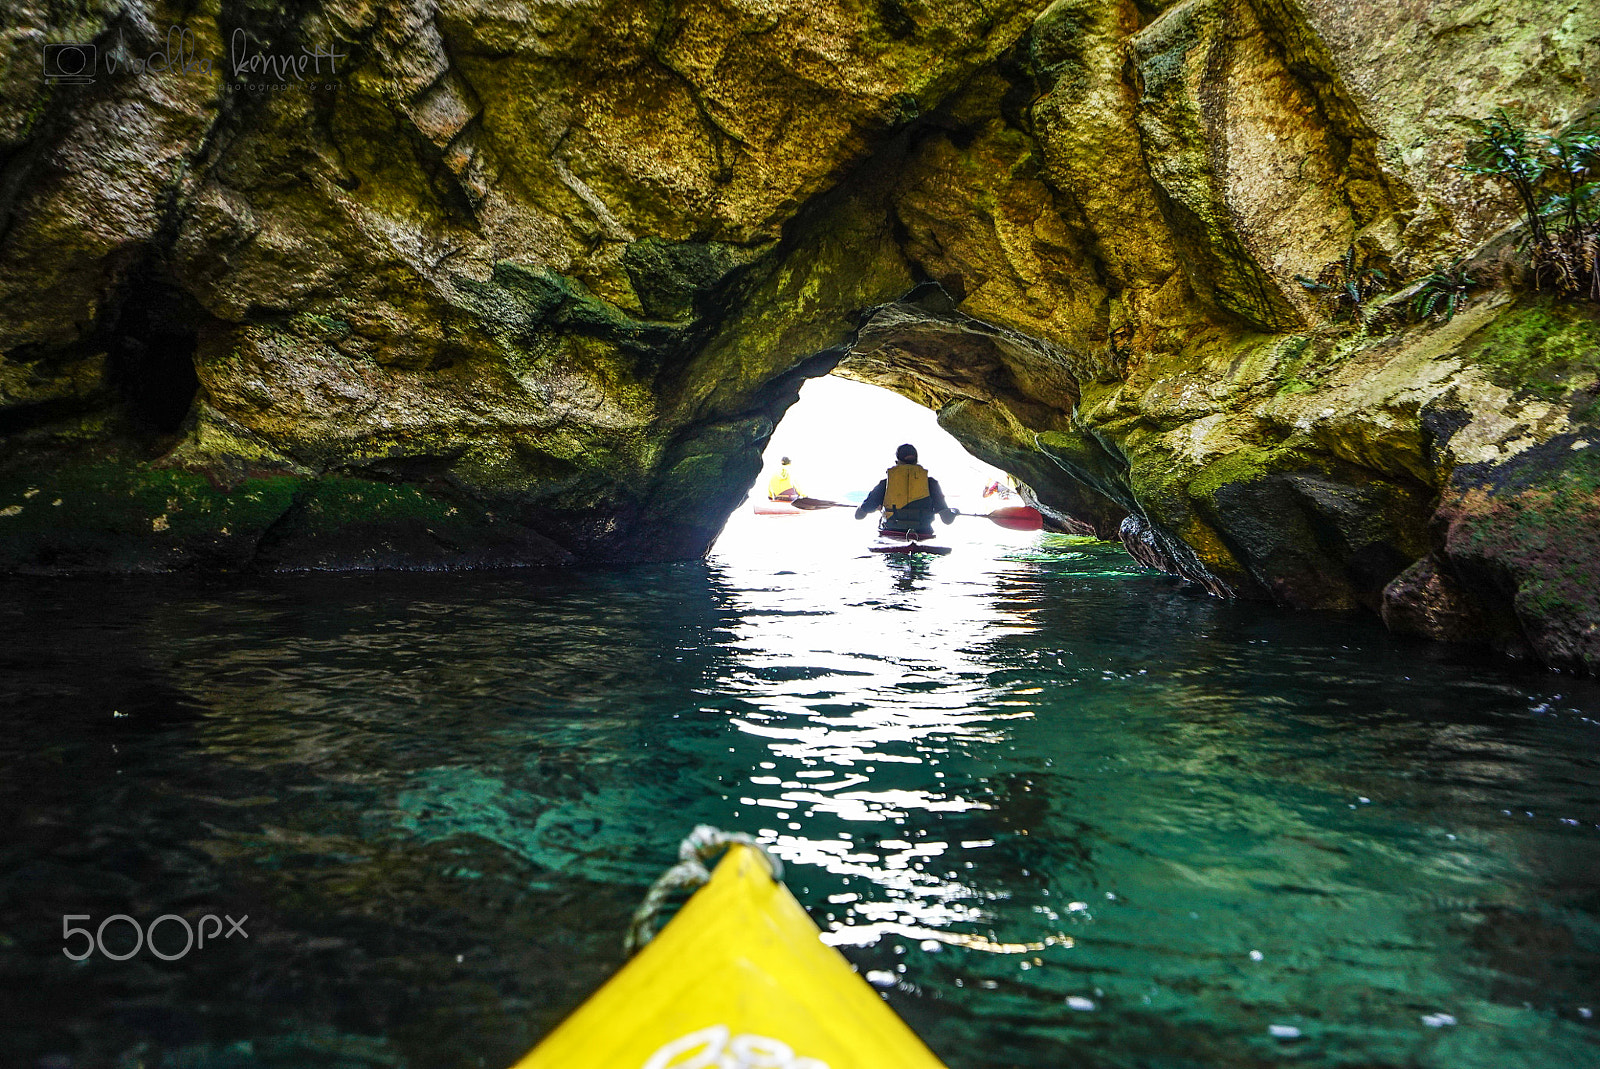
[1, 507, 1597, 1068]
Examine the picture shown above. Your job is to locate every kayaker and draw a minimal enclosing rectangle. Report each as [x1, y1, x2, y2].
[766, 457, 802, 501]
[983, 474, 1018, 500]
[854, 444, 955, 535]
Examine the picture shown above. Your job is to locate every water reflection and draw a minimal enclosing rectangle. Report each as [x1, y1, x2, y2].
[708, 511, 1060, 958]
[0, 507, 1595, 1069]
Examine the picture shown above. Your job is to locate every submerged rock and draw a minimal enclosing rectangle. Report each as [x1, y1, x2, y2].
[1, 0, 1598, 669]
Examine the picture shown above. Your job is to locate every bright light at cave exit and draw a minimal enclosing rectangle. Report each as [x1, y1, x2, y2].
[709, 376, 1041, 913]
[750, 375, 1009, 505]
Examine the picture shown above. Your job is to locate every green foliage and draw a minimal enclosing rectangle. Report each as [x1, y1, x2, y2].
[1294, 245, 1393, 324]
[1543, 128, 1600, 230]
[1460, 109, 1550, 243]
[1461, 111, 1600, 300]
[1538, 126, 1600, 299]
[1411, 260, 1475, 323]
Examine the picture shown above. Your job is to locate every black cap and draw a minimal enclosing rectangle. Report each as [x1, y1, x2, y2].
[896, 443, 917, 462]
[780, 456, 791, 465]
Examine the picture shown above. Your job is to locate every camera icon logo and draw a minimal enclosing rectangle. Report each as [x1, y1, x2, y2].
[42, 42, 97, 84]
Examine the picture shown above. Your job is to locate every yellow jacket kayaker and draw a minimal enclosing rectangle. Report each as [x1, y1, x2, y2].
[767, 457, 802, 501]
[854, 444, 955, 535]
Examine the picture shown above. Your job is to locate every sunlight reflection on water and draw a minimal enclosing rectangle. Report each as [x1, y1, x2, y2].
[706, 505, 1063, 959]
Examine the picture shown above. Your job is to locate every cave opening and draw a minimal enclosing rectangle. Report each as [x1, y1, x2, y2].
[711, 371, 1040, 570]
[104, 274, 202, 441]
[756, 374, 1011, 507]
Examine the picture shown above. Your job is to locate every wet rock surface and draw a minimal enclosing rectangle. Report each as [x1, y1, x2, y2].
[1, 0, 1598, 668]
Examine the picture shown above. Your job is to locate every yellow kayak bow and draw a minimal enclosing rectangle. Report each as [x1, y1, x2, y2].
[513, 833, 948, 1069]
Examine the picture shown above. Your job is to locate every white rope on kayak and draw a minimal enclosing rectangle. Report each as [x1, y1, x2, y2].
[624, 825, 783, 955]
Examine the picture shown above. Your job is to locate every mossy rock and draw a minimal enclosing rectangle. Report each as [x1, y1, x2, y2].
[0, 465, 293, 573]
[1441, 438, 1600, 672]
[1459, 298, 1600, 403]
[620, 239, 756, 322]
[254, 477, 578, 571]
[0, 453, 577, 573]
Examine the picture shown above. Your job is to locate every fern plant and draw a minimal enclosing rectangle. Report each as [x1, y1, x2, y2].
[1295, 245, 1392, 323]
[1460, 109, 1549, 244]
[1460, 111, 1599, 300]
[1538, 127, 1600, 299]
[1411, 261, 1475, 323]
[1543, 129, 1600, 230]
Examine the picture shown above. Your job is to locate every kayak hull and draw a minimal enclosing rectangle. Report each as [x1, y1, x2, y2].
[871, 529, 952, 556]
[512, 844, 947, 1069]
[753, 500, 805, 515]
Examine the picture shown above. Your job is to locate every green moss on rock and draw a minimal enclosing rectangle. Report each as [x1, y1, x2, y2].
[0, 458, 300, 572]
[1441, 443, 1600, 672]
[1461, 299, 1600, 401]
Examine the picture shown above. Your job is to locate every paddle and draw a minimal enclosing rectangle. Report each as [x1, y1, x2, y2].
[953, 505, 1044, 531]
[791, 497, 1045, 531]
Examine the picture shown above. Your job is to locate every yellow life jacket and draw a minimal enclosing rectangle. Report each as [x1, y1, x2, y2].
[767, 466, 795, 499]
[884, 463, 930, 511]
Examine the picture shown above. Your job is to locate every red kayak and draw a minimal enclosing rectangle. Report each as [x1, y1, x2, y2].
[753, 499, 805, 515]
[870, 529, 952, 555]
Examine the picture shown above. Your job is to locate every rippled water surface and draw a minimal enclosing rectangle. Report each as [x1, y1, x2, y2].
[3, 508, 1598, 1068]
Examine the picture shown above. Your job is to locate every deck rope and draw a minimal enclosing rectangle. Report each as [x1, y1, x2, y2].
[624, 825, 784, 955]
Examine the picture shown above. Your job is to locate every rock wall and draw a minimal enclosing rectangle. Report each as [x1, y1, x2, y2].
[1, 0, 1598, 670]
